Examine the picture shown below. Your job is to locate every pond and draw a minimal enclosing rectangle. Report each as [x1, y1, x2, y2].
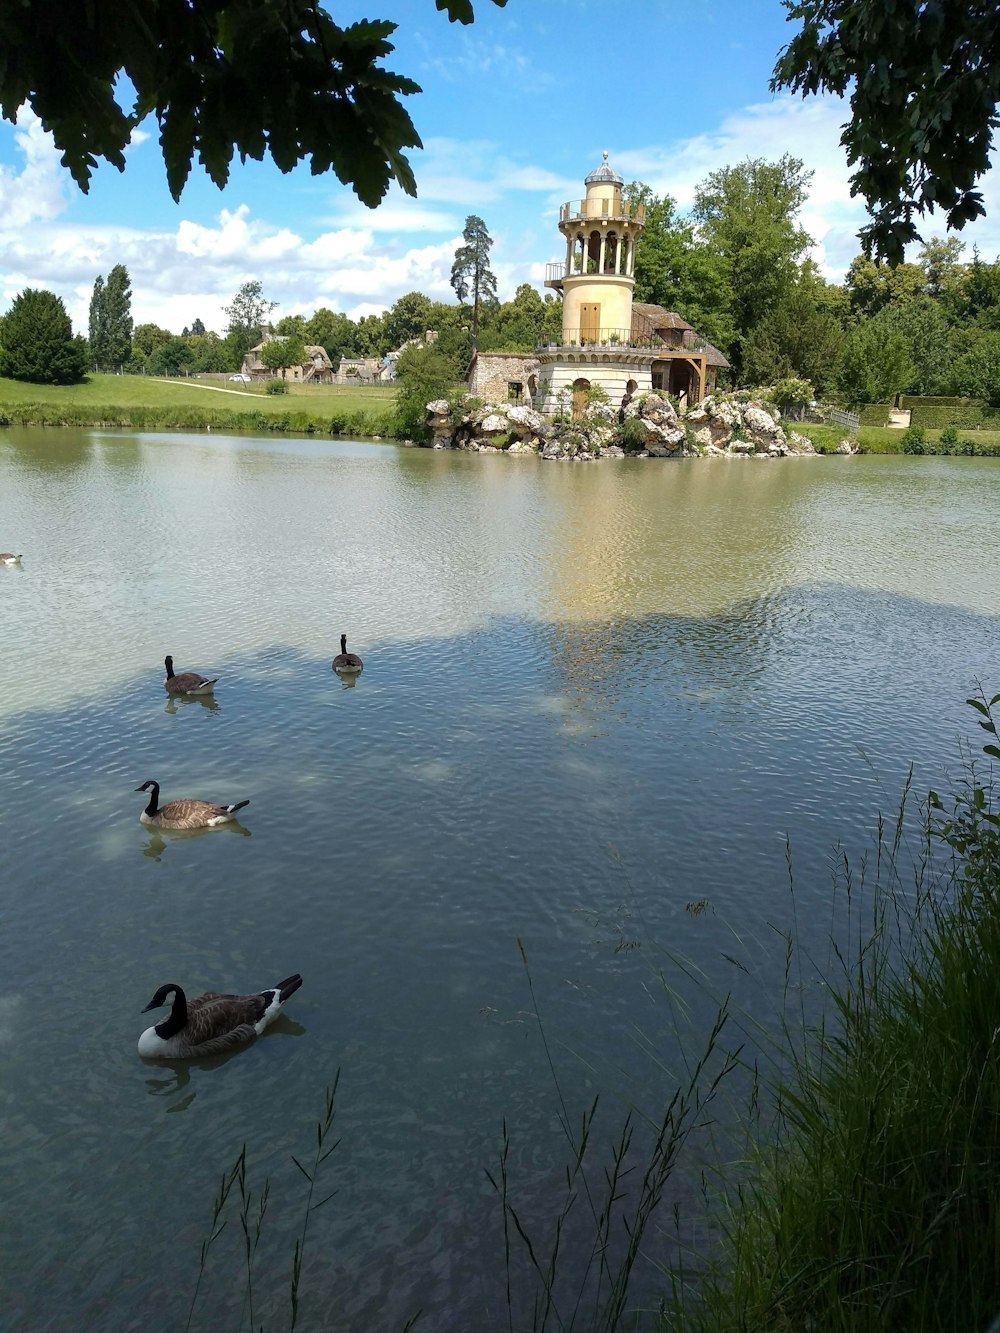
[1, 428, 998, 1330]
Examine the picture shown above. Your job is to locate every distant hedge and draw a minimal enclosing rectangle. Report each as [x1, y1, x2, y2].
[858, 404, 892, 426]
[909, 402, 1000, 429]
[899, 395, 979, 408]
[0, 401, 401, 439]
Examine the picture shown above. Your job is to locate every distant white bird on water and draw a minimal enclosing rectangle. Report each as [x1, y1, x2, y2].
[0, 553, 22, 565]
[135, 779, 249, 830]
[163, 654, 218, 695]
[137, 975, 303, 1059]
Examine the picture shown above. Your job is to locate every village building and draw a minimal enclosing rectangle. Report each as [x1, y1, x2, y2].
[467, 154, 728, 416]
[241, 334, 335, 384]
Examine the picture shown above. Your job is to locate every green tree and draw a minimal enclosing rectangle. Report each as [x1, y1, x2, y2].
[0, 1, 505, 205]
[741, 268, 846, 394]
[305, 308, 360, 363]
[0, 289, 88, 384]
[354, 313, 389, 358]
[393, 343, 462, 440]
[149, 337, 195, 377]
[836, 318, 913, 404]
[384, 291, 433, 351]
[628, 183, 734, 351]
[480, 283, 547, 352]
[188, 317, 207, 337]
[947, 332, 1000, 407]
[133, 323, 173, 359]
[773, 0, 1000, 261]
[187, 333, 231, 374]
[274, 314, 307, 339]
[88, 275, 107, 371]
[878, 296, 954, 397]
[692, 156, 814, 377]
[224, 280, 276, 365]
[845, 254, 925, 321]
[450, 214, 497, 353]
[260, 335, 307, 380]
[103, 264, 133, 370]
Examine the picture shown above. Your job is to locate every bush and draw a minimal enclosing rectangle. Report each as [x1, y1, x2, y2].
[620, 417, 648, 452]
[769, 377, 813, 413]
[265, 378, 288, 395]
[902, 425, 926, 454]
[939, 426, 960, 451]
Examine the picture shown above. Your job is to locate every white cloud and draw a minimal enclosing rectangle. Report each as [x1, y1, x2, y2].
[0, 108, 68, 229]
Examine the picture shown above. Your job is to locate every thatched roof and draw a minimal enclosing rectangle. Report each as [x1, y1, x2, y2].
[630, 303, 730, 368]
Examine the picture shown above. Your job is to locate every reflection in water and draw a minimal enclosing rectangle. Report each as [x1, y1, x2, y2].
[142, 821, 251, 861]
[335, 671, 360, 689]
[4, 431, 1000, 1331]
[164, 693, 221, 715]
[141, 1016, 307, 1114]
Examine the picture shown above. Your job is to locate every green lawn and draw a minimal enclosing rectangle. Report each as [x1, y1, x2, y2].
[796, 422, 1000, 454]
[0, 373, 397, 415]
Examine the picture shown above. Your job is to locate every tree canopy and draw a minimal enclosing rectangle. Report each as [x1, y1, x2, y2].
[0, 1, 505, 205]
[450, 215, 497, 353]
[0, 289, 88, 384]
[88, 264, 133, 372]
[772, 0, 1000, 263]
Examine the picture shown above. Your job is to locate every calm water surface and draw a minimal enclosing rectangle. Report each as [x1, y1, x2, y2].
[1, 428, 998, 1330]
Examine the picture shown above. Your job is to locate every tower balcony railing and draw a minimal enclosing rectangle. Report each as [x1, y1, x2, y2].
[536, 328, 710, 354]
[559, 200, 646, 224]
[545, 260, 634, 283]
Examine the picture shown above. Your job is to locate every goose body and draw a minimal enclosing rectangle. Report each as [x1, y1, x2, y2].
[164, 654, 218, 696]
[332, 634, 363, 675]
[138, 975, 303, 1059]
[0, 553, 22, 565]
[135, 779, 249, 830]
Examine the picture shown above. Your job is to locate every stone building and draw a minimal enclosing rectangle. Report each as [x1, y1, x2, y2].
[242, 334, 335, 383]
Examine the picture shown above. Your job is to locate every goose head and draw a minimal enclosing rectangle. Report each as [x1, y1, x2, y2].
[142, 983, 183, 1013]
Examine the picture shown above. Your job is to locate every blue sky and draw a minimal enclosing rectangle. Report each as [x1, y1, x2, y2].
[2, 0, 999, 336]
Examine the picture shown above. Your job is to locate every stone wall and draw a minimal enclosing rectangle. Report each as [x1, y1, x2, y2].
[468, 353, 539, 406]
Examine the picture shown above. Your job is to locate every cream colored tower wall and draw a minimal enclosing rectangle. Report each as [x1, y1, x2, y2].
[562, 276, 634, 341]
[584, 181, 621, 217]
[536, 359, 652, 416]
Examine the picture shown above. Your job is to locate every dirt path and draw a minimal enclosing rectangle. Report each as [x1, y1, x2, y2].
[162, 379, 262, 399]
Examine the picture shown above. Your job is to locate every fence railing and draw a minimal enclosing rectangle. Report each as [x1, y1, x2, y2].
[559, 200, 646, 224]
[826, 406, 861, 436]
[536, 329, 711, 353]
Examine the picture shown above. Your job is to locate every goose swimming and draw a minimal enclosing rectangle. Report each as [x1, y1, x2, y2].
[0, 553, 23, 565]
[137, 975, 303, 1059]
[135, 779, 249, 829]
[332, 634, 363, 675]
[164, 655, 219, 696]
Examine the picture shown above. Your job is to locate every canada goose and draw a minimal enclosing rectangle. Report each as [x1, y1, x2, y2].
[332, 634, 363, 675]
[0, 553, 22, 565]
[164, 655, 218, 695]
[138, 975, 303, 1059]
[135, 779, 249, 830]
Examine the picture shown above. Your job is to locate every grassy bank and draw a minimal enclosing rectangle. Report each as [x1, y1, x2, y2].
[0, 374, 399, 436]
[797, 421, 1000, 455]
[677, 692, 1000, 1330]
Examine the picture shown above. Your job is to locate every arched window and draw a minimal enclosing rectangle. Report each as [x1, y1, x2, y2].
[572, 377, 591, 419]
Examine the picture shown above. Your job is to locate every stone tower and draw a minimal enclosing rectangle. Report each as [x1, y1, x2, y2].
[537, 153, 656, 415]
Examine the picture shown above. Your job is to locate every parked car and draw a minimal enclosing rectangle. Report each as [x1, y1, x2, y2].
[228, 373, 251, 383]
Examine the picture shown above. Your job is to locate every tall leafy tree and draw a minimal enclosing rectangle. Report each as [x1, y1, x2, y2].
[836, 319, 913, 404]
[384, 291, 433, 351]
[88, 274, 108, 370]
[88, 265, 133, 370]
[0, 1, 506, 205]
[224, 280, 277, 365]
[773, 0, 1000, 261]
[845, 254, 925, 321]
[0, 289, 88, 384]
[103, 264, 133, 370]
[740, 267, 846, 394]
[450, 215, 497, 353]
[626, 183, 734, 351]
[693, 155, 813, 377]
